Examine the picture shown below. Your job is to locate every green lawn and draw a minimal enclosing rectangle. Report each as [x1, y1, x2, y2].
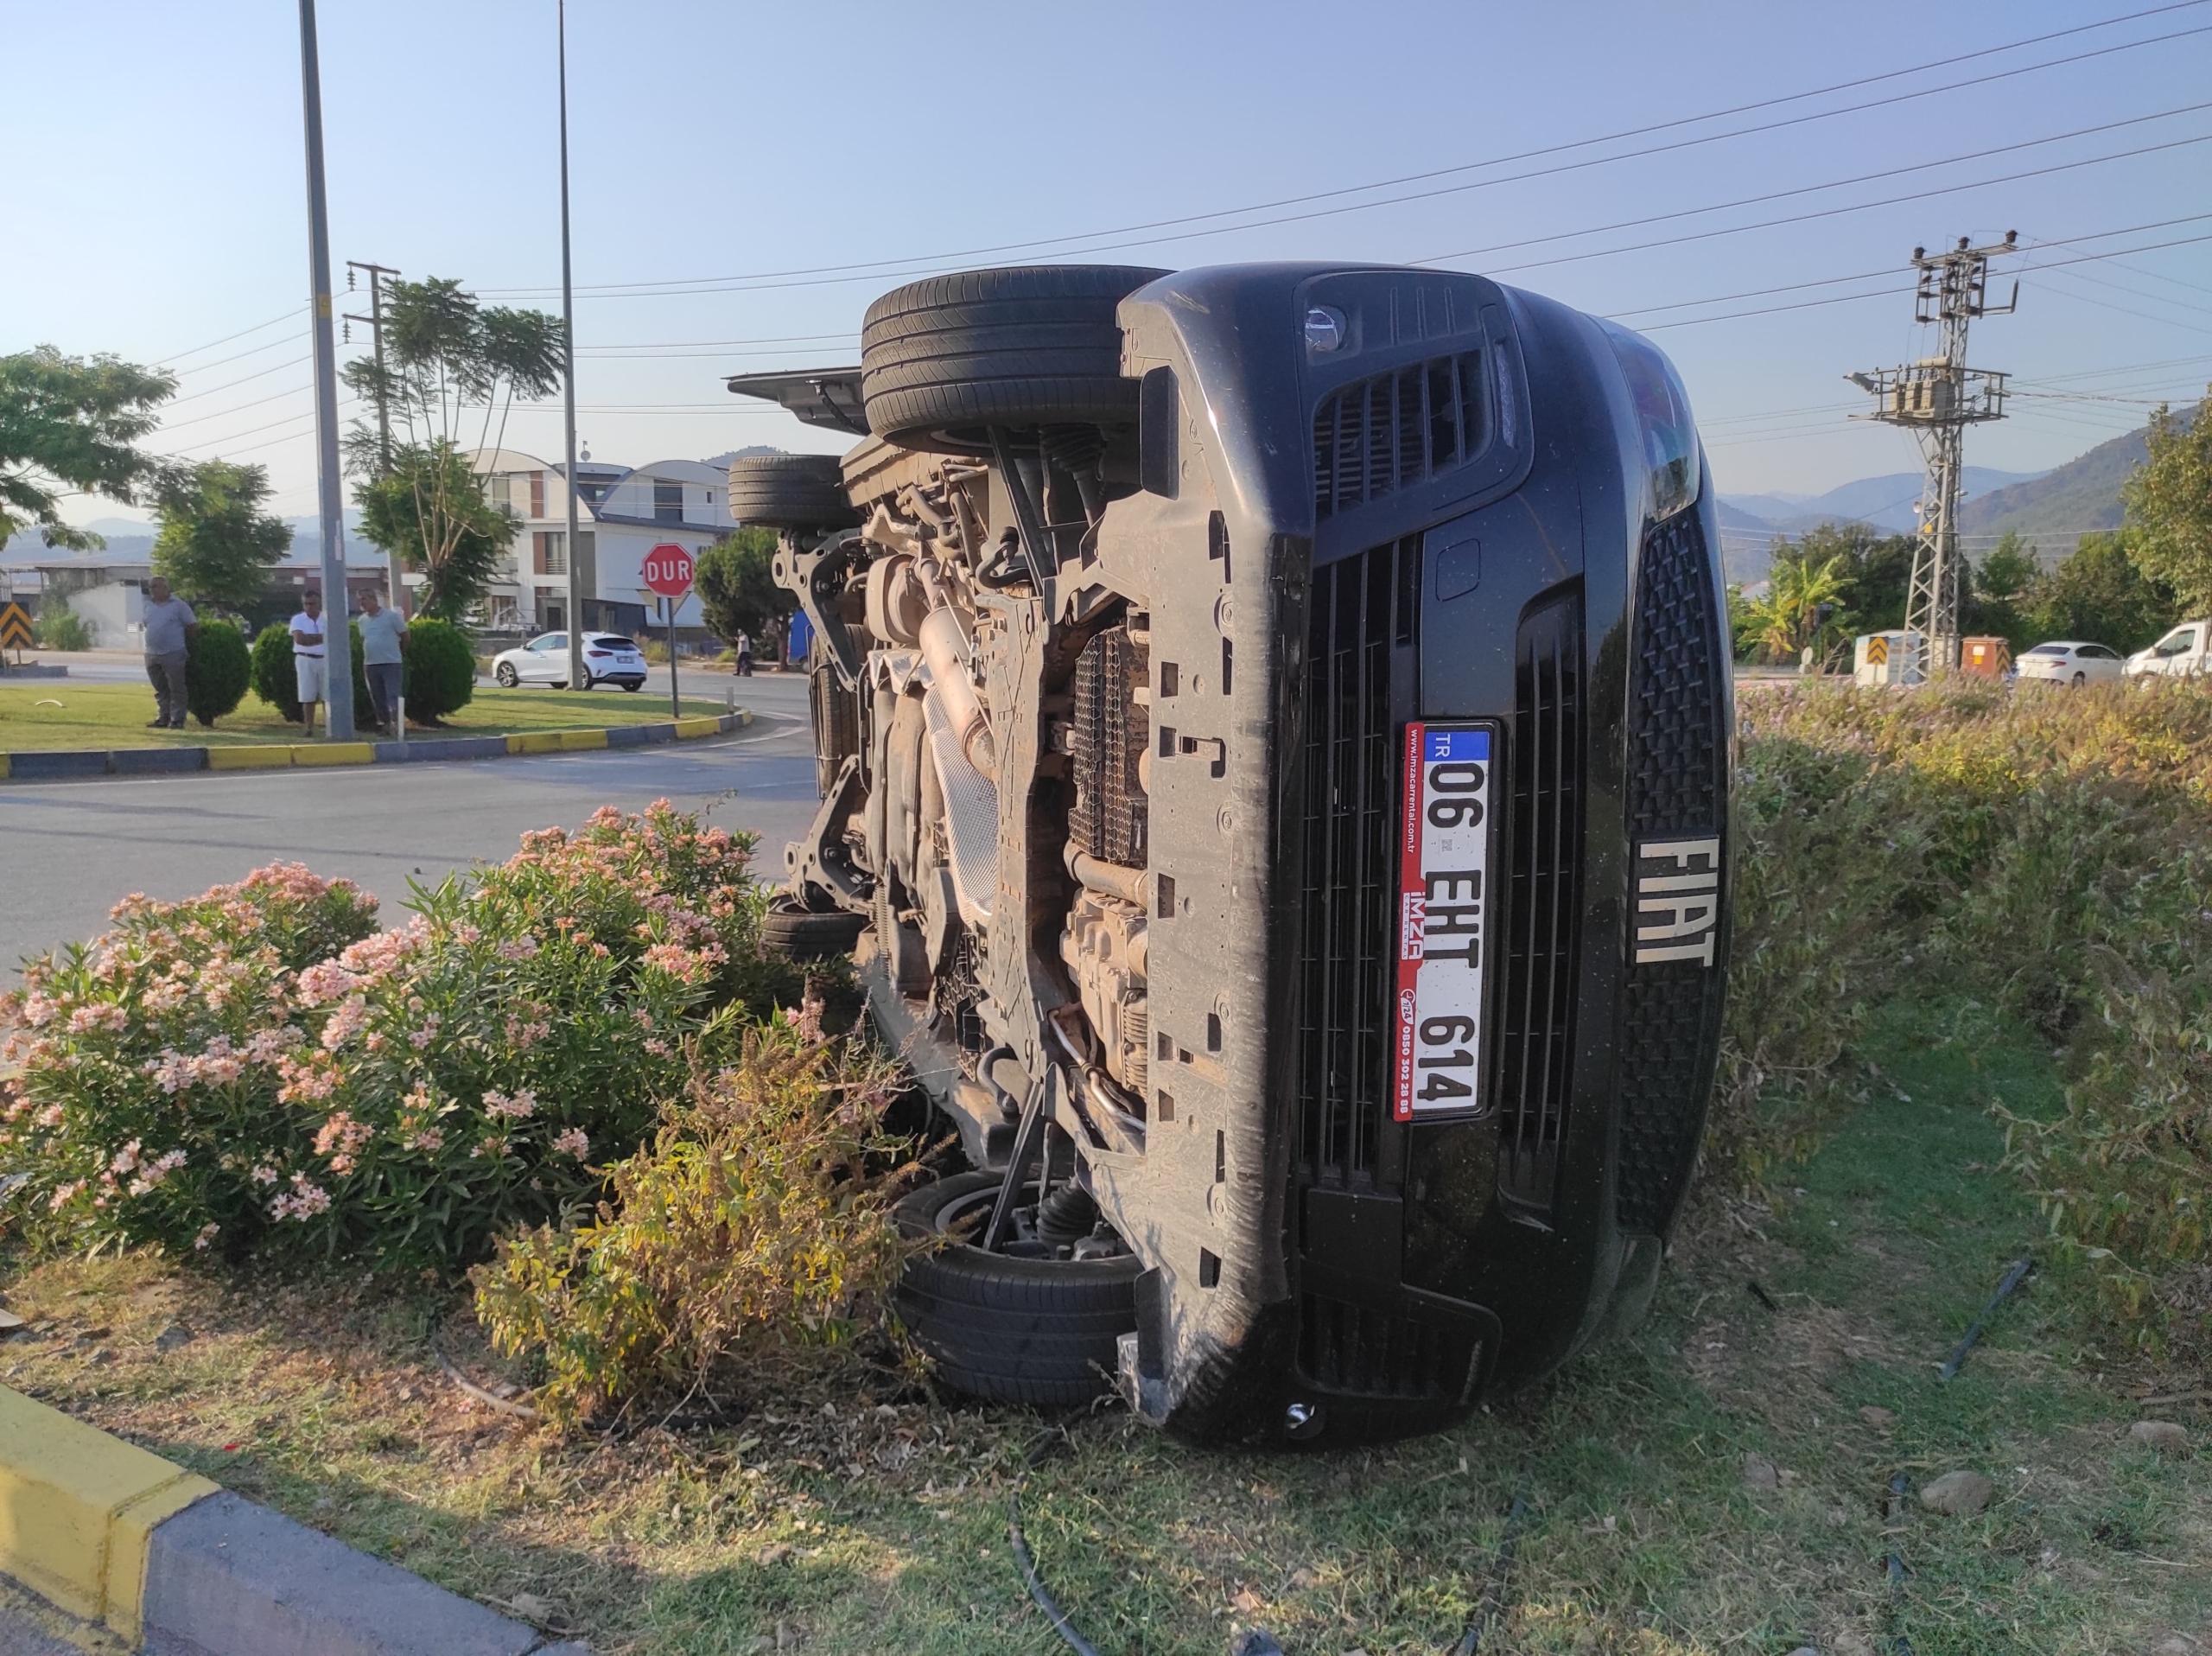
[3, 995, 2204, 1654]
[0, 682, 736, 750]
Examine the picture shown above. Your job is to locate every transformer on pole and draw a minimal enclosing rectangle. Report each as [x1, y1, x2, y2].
[1847, 232, 2019, 678]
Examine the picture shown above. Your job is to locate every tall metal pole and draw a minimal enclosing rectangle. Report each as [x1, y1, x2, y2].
[297, 0, 354, 740]
[558, 0, 586, 690]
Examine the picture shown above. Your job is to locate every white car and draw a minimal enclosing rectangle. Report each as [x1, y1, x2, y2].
[2015, 640, 2126, 687]
[490, 631, 648, 691]
[2124, 621, 2211, 680]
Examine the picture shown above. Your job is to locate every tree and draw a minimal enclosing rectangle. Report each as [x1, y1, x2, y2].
[150, 461, 291, 608]
[2021, 532, 2177, 653]
[1742, 549, 1852, 666]
[0, 347, 175, 551]
[1967, 531, 2041, 646]
[2120, 392, 2212, 611]
[357, 444, 514, 621]
[695, 527, 790, 647]
[340, 277, 563, 619]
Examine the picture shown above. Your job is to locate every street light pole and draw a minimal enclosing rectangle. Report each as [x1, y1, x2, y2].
[296, 0, 355, 741]
[558, 0, 585, 691]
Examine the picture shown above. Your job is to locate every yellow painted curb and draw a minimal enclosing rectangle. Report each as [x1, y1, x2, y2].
[289, 742, 374, 767]
[506, 730, 563, 755]
[672, 716, 721, 739]
[557, 728, 609, 751]
[0, 1386, 218, 1634]
[206, 745, 293, 771]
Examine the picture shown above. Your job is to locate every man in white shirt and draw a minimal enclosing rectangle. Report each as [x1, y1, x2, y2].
[289, 589, 328, 736]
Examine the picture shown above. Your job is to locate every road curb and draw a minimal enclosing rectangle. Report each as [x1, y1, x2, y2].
[0, 1386, 584, 1654]
[0, 710, 753, 785]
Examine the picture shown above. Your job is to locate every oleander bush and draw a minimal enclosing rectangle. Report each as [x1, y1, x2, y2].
[182, 619, 251, 727]
[0, 803, 808, 1276]
[473, 1014, 916, 1426]
[1723, 677, 2212, 1356]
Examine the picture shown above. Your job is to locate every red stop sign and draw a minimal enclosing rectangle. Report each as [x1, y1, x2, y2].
[642, 542, 695, 598]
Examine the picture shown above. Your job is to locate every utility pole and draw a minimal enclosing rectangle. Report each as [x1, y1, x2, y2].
[1848, 232, 2018, 678]
[557, 0, 586, 691]
[296, 0, 354, 740]
[345, 259, 404, 613]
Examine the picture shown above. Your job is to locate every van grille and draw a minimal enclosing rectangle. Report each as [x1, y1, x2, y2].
[1294, 537, 1420, 1186]
[1618, 510, 1728, 1234]
[1496, 592, 1585, 1208]
[1313, 351, 1485, 521]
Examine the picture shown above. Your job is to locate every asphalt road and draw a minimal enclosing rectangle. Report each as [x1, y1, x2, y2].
[0, 676, 820, 970]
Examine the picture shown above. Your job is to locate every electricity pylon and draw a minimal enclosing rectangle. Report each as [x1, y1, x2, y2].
[1848, 232, 2019, 678]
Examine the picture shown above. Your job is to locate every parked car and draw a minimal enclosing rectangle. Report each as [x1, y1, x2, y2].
[2124, 621, 2210, 680]
[489, 632, 646, 691]
[2015, 640, 2126, 687]
[734, 261, 1731, 1445]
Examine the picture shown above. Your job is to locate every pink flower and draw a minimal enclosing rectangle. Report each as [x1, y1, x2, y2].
[481, 1088, 537, 1121]
[293, 961, 360, 1007]
[192, 1222, 219, 1252]
[268, 1173, 332, 1222]
[319, 997, 370, 1052]
[67, 1003, 128, 1035]
[404, 1127, 445, 1153]
[552, 1128, 589, 1158]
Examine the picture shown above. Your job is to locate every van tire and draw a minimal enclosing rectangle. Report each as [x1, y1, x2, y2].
[861, 265, 1168, 454]
[760, 895, 865, 960]
[727, 454, 860, 530]
[893, 1170, 1140, 1407]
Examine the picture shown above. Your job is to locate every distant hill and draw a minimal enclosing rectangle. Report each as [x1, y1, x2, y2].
[1951, 421, 2183, 558]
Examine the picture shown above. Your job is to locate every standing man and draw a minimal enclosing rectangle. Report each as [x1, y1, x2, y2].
[732, 626, 753, 677]
[357, 587, 408, 735]
[141, 576, 199, 729]
[289, 589, 328, 737]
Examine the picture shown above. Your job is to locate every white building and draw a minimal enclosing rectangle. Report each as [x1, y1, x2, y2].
[468, 449, 731, 635]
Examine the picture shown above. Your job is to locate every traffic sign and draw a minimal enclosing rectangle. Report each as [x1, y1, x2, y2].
[0, 601, 32, 652]
[642, 543, 695, 598]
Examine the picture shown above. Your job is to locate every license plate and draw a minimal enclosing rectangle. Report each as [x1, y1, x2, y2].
[1393, 723, 1497, 1123]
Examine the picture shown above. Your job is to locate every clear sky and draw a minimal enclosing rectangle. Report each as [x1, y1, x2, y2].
[7, 0, 2209, 536]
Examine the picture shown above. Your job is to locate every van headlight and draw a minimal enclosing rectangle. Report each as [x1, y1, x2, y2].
[1602, 322, 1701, 522]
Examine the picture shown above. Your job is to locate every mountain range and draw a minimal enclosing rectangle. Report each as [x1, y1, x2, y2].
[1716, 422, 2164, 585]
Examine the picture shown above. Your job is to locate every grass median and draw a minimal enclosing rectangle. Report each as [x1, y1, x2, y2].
[0, 683, 736, 751]
[1, 996, 2202, 1654]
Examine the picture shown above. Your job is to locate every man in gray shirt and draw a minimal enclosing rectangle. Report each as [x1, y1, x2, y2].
[356, 588, 408, 734]
[141, 576, 199, 729]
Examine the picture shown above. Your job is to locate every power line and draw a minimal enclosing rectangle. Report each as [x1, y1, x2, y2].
[1423, 131, 2212, 277]
[155, 307, 307, 366]
[480, 11, 2212, 300]
[162, 353, 314, 406]
[158, 330, 312, 382]
[159, 383, 314, 432]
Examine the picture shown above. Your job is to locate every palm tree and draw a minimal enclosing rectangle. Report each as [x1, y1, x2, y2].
[1745, 551, 1851, 666]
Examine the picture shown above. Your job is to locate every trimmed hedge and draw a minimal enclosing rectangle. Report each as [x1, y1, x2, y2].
[183, 619, 251, 727]
[403, 617, 475, 723]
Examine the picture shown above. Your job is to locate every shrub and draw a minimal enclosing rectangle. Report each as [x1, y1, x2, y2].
[250, 622, 301, 723]
[0, 804, 798, 1276]
[404, 617, 475, 722]
[32, 601, 92, 652]
[183, 619, 251, 727]
[1725, 678, 2212, 1357]
[473, 1016, 914, 1426]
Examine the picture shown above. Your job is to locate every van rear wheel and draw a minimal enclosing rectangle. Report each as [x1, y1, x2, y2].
[861, 264, 1167, 455]
[893, 1170, 1138, 1407]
